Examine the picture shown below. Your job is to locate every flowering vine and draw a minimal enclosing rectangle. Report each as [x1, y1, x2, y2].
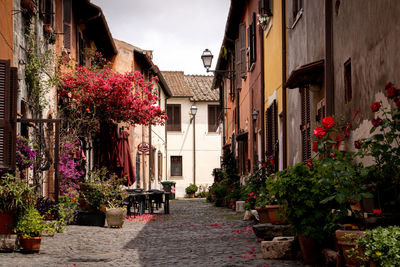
[16, 135, 37, 179]
[59, 141, 84, 197]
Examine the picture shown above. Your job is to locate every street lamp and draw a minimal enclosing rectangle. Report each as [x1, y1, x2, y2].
[201, 49, 234, 79]
[252, 110, 259, 168]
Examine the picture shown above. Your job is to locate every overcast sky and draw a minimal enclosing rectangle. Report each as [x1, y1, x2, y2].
[92, 0, 230, 75]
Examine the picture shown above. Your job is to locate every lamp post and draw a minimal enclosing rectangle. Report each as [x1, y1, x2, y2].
[252, 110, 259, 169]
[190, 104, 197, 185]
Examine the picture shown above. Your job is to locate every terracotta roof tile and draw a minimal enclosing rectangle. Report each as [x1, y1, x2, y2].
[161, 71, 193, 97]
[184, 75, 219, 102]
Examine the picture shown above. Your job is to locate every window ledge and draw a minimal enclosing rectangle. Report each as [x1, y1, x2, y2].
[170, 176, 183, 180]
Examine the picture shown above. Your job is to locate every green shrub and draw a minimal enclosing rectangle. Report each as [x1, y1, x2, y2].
[185, 184, 198, 195]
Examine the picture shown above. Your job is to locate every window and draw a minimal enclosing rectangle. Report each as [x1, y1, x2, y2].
[265, 100, 278, 171]
[157, 152, 163, 181]
[167, 104, 181, 131]
[78, 32, 86, 66]
[259, 0, 273, 16]
[344, 59, 352, 103]
[170, 156, 182, 176]
[229, 57, 235, 101]
[208, 105, 221, 132]
[293, 0, 303, 18]
[300, 87, 311, 161]
[248, 13, 257, 70]
[40, 0, 54, 27]
[63, 0, 72, 51]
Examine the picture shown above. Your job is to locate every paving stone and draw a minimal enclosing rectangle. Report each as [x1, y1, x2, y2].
[0, 199, 305, 267]
[261, 236, 295, 259]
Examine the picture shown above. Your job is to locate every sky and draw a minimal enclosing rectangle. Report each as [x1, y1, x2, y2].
[92, 0, 230, 75]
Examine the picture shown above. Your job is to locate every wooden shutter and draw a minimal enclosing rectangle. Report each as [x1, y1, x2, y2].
[63, 0, 72, 51]
[251, 13, 257, 64]
[230, 57, 235, 100]
[157, 152, 162, 181]
[174, 104, 181, 131]
[78, 32, 86, 66]
[265, 100, 278, 171]
[0, 60, 17, 170]
[41, 0, 54, 26]
[239, 23, 247, 78]
[235, 39, 242, 90]
[208, 105, 215, 132]
[300, 87, 311, 161]
[247, 26, 251, 70]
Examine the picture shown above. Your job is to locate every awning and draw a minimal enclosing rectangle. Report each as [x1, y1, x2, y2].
[285, 60, 324, 89]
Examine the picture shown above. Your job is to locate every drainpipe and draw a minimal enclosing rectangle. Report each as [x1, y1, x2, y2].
[193, 111, 196, 185]
[149, 124, 152, 190]
[165, 97, 169, 181]
[281, 0, 288, 169]
[259, 18, 265, 163]
[325, 0, 334, 116]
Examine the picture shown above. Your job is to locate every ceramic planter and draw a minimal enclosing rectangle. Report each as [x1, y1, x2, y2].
[298, 235, 320, 264]
[20, 236, 42, 253]
[0, 212, 14, 234]
[266, 205, 287, 224]
[106, 208, 127, 228]
[335, 229, 366, 267]
[255, 206, 269, 224]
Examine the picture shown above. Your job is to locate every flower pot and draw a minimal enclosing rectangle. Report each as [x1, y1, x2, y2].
[266, 205, 287, 224]
[21, 0, 37, 13]
[335, 229, 366, 267]
[189, 193, 195, 198]
[20, 236, 42, 253]
[75, 211, 105, 227]
[106, 208, 127, 228]
[0, 212, 14, 234]
[43, 24, 53, 34]
[298, 235, 320, 264]
[255, 206, 269, 224]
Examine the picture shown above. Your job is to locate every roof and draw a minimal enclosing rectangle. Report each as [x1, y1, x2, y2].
[184, 75, 219, 102]
[161, 71, 193, 97]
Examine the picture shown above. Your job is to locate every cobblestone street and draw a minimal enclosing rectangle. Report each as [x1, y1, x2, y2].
[0, 199, 304, 267]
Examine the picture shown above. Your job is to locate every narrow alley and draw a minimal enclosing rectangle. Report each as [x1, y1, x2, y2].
[0, 200, 304, 267]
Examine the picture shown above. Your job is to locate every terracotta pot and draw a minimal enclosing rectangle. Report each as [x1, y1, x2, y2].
[0, 212, 14, 234]
[298, 235, 320, 264]
[189, 193, 195, 198]
[255, 206, 269, 224]
[335, 229, 366, 267]
[21, 0, 37, 13]
[350, 200, 362, 212]
[20, 236, 42, 253]
[106, 208, 127, 228]
[266, 205, 287, 224]
[43, 24, 53, 34]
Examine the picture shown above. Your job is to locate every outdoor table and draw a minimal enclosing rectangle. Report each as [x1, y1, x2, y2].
[125, 190, 170, 216]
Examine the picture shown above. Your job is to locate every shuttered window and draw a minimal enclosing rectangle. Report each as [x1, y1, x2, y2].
[259, 0, 273, 16]
[167, 104, 181, 131]
[170, 156, 182, 176]
[63, 0, 72, 51]
[229, 57, 235, 101]
[293, 0, 303, 18]
[265, 100, 278, 171]
[157, 151, 162, 181]
[208, 105, 221, 132]
[239, 23, 247, 78]
[40, 0, 54, 27]
[235, 39, 242, 90]
[248, 13, 257, 69]
[300, 87, 311, 161]
[0, 60, 17, 170]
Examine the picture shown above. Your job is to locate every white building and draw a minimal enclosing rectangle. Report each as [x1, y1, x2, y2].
[162, 71, 222, 197]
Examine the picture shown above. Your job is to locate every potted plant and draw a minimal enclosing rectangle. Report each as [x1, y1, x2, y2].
[185, 184, 198, 198]
[14, 205, 51, 253]
[270, 162, 340, 264]
[0, 173, 34, 234]
[356, 226, 400, 266]
[103, 174, 128, 228]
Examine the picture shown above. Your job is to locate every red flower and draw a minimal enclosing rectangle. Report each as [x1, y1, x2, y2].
[269, 158, 275, 165]
[306, 160, 313, 170]
[321, 116, 335, 128]
[373, 209, 382, 216]
[312, 141, 318, 152]
[313, 126, 327, 138]
[354, 140, 363, 149]
[387, 86, 398, 99]
[372, 117, 382, 127]
[370, 102, 381, 112]
[385, 82, 393, 90]
[262, 162, 267, 168]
